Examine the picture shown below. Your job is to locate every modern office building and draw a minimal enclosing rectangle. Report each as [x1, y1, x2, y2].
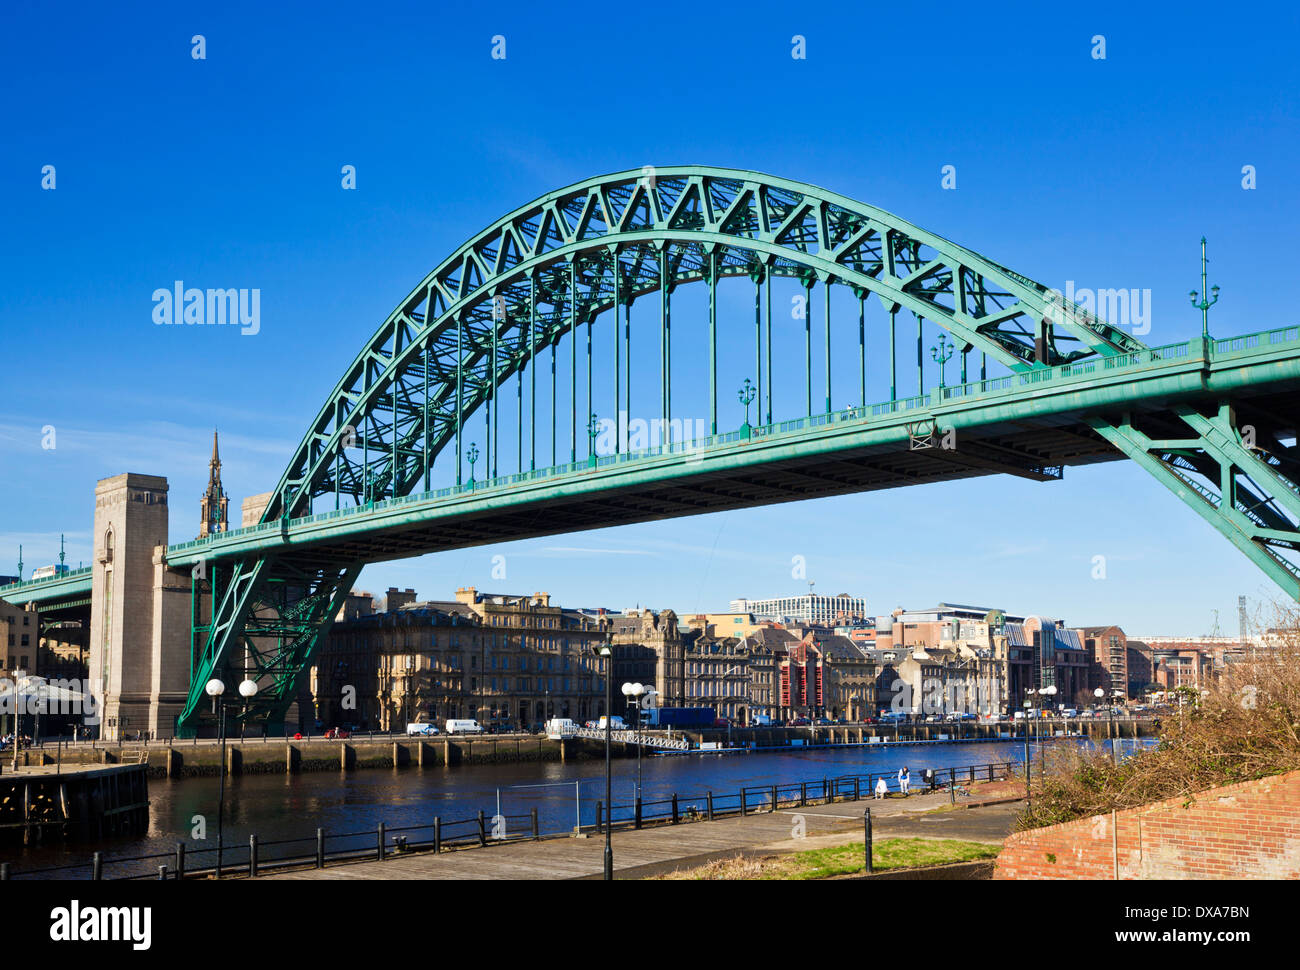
[729, 593, 867, 626]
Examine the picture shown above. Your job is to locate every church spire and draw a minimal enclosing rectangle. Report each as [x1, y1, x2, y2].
[199, 429, 230, 538]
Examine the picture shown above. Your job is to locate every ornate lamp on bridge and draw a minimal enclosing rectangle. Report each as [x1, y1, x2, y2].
[586, 412, 599, 467]
[467, 443, 479, 486]
[1189, 236, 1220, 341]
[737, 378, 756, 437]
[930, 333, 954, 389]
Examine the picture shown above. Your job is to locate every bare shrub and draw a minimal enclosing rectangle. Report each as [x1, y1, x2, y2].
[1020, 602, 1300, 829]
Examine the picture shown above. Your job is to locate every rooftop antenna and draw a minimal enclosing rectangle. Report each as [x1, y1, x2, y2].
[17, 544, 22, 581]
[59, 533, 66, 567]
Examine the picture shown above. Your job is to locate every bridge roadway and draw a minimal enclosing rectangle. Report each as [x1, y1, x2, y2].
[259, 786, 1024, 880]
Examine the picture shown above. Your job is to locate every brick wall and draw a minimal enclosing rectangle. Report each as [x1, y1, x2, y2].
[994, 769, 1300, 879]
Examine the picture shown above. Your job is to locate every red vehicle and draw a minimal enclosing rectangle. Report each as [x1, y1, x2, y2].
[712, 717, 731, 728]
[323, 727, 351, 739]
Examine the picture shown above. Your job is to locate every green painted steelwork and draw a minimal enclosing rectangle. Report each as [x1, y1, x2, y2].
[3, 167, 1276, 734]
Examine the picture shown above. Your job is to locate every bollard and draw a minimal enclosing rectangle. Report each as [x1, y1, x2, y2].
[770, 784, 777, 811]
[92, 852, 102, 880]
[863, 807, 873, 873]
[377, 822, 385, 861]
[740, 789, 747, 816]
[477, 810, 487, 846]
[596, 800, 603, 833]
[158, 865, 168, 880]
[950, 768, 956, 805]
[706, 791, 714, 821]
[531, 807, 539, 840]
[433, 816, 442, 853]
[316, 828, 325, 869]
[175, 843, 186, 880]
[671, 794, 679, 824]
[822, 778, 828, 803]
[800, 781, 807, 807]
[854, 777, 860, 801]
[635, 796, 642, 830]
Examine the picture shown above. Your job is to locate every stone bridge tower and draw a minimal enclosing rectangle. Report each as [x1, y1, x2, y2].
[88, 473, 191, 740]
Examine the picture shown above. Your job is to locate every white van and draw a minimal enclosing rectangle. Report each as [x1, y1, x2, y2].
[596, 715, 628, 731]
[545, 718, 578, 739]
[406, 722, 439, 736]
[445, 719, 484, 735]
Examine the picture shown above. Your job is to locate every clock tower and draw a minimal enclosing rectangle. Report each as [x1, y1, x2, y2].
[199, 430, 229, 537]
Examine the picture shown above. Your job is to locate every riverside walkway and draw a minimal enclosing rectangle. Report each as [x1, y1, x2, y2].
[261, 784, 1024, 881]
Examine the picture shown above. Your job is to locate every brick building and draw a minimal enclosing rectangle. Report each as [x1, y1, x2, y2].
[1076, 625, 1130, 699]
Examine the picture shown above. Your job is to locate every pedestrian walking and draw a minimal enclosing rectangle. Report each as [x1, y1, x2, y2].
[898, 766, 910, 794]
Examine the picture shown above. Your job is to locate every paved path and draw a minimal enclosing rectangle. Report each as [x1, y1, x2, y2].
[260, 791, 1024, 881]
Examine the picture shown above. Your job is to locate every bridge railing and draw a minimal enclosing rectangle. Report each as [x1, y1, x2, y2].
[0, 759, 1016, 881]
[160, 323, 1300, 562]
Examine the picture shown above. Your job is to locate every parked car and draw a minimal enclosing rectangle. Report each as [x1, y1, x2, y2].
[596, 715, 628, 731]
[323, 727, 351, 739]
[789, 717, 811, 726]
[712, 717, 732, 728]
[405, 722, 439, 736]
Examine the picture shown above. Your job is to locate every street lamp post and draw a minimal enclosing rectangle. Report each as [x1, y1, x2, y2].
[930, 333, 954, 388]
[600, 646, 613, 880]
[1023, 692, 1035, 808]
[737, 378, 756, 436]
[1095, 687, 1116, 764]
[1188, 236, 1221, 341]
[1038, 684, 1057, 776]
[205, 676, 258, 878]
[622, 682, 646, 828]
[587, 412, 600, 467]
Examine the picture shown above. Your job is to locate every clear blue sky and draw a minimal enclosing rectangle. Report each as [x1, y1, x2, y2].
[2, 0, 1297, 634]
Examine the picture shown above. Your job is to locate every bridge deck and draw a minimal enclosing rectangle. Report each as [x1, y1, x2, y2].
[160, 329, 1300, 570]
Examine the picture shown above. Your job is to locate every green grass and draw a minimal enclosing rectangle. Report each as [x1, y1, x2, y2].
[783, 838, 999, 879]
[657, 838, 1000, 880]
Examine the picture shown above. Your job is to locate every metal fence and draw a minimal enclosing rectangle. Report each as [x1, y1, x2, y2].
[0, 759, 1014, 881]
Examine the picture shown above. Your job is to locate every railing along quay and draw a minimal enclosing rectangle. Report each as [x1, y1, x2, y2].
[0, 759, 1015, 881]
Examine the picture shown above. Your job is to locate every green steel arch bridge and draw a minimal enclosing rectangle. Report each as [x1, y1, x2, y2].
[4, 166, 1299, 736]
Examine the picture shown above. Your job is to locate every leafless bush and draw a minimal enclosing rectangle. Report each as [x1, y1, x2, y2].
[1019, 602, 1300, 829]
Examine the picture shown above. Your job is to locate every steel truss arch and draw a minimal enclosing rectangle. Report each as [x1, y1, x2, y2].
[265, 166, 1143, 522]
[179, 166, 1194, 736]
